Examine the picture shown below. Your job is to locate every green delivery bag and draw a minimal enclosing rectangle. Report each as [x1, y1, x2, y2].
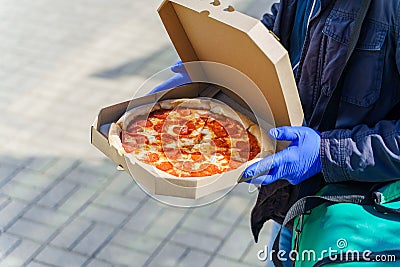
[272, 181, 400, 266]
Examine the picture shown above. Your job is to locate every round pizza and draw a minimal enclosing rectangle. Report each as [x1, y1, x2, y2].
[109, 98, 273, 178]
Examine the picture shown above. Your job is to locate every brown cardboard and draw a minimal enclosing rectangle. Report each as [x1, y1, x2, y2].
[91, 0, 304, 199]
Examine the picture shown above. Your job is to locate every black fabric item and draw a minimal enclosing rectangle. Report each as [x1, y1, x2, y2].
[250, 180, 300, 242]
[386, 101, 400, 121]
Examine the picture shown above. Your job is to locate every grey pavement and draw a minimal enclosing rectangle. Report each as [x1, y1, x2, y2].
[0, 0, 277, 266]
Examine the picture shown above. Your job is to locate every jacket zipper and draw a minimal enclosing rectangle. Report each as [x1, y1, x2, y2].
[308, 0, 318, 27]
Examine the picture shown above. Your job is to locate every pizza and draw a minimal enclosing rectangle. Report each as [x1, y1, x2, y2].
[109, 98, 273, 178]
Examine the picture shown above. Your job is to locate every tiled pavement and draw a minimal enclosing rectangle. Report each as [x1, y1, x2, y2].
[0, 0, 277, 266]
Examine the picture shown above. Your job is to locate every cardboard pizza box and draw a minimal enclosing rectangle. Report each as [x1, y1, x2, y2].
[90, 0, 304, 199]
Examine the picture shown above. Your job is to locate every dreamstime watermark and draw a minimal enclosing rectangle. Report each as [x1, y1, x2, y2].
[257, 238, 397, 263]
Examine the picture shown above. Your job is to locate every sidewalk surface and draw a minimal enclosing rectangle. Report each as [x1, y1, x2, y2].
[0, 1, 277, 266]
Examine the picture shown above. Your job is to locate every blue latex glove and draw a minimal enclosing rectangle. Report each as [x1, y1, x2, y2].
[243, 126, 322, 185]
[149, 61, 191, 94]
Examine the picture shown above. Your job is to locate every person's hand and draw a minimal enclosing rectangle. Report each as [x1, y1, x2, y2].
[148, 61, 191, 94]
[242, 126, 322, 185]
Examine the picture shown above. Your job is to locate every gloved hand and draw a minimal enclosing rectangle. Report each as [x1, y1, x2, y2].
[242, 126, 322, 185]
[149, 61, 191, 94]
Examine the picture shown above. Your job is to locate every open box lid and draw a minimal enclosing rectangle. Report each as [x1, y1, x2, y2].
[158, 0, 304, 127]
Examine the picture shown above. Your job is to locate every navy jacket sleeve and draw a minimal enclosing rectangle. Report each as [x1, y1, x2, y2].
[321, 120, 400, 183]
[261, 3, 280, 30]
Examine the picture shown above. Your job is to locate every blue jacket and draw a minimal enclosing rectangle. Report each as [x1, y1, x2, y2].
[251, 0, 400, 241]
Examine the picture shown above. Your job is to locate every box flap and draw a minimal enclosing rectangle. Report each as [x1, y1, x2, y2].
[158, 0, 304, 127]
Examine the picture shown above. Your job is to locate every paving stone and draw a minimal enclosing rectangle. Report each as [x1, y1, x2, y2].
[110, 229, 162, 255]
[242, 221, 273, 266]
[75, 159, 118, 177]
[85, 258, 114, 267]
[0, 194, 11, 209]
[0, 164, 18, 183]
[0, 233, 20, 259]
[35, 246, 87, 267]
[124, 182, 148, 200]
[189, 201, 225, 219]
[96, 244, 148, 266]
[51, 217, 92, 249]
[242, 241, 270, 267]
[177, 249, 211, 267]
[104, 172, 135, 195]
[144, 208, 187, 239]
[147, 242, 187, 267]
[26, 261, 54, 267]
[93, 191, 140, 213]
[23, 205, 70, 227]
[42, 159, 79, 178]
[218, 226, 253, 261]
[180, 214, 232, 239]
[170, 228, 222, 254]
[80, 205, 127, 227]
[7, 218, 56, 243]
[208, 256, 253, 267]
[1, 181, 42, 203]
[239, 210, 253, 229]
[38, 180, 78, 208]
[213, 195, 252, 224]
[0, 156, 29, 168]
[64, 168, 109, 189]
[124, 199, 164, 233]
[58, 186, 97, 214]
[73, 223, 114, 256]
[0, 239, 40, 267]
[0, 199, 27, 231]
[11, 169, 54, 189]
[24, 157, 57, 173]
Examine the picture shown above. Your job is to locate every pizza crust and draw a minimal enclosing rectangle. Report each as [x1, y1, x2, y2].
[117, 103, 161, 130]
[237, 113, 255, 130]
[248, 124, 275, 154]
[159, 98, 211, 110]
[124, 154, 178, 179]
[109, 123, 125, 156]
[152, 166, 182, 179]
